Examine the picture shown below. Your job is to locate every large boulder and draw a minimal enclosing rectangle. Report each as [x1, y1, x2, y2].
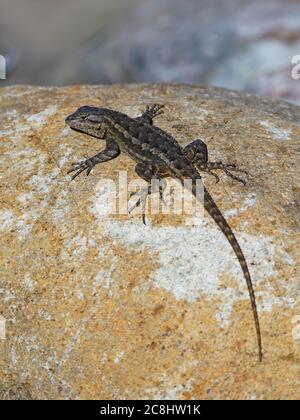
[0, 84, 299, 399]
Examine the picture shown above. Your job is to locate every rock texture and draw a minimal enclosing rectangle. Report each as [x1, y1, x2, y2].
[0, 84, 300, 400]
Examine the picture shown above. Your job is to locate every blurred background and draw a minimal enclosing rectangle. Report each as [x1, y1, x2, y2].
[1, 0, 300, 104]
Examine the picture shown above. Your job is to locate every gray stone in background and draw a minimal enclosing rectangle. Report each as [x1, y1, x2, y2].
[0, 0, 141, 85]
[0, 28, 18, 80]
[53, 0, 300, 105]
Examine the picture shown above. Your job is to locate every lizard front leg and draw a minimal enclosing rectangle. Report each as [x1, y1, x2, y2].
[184, 139, 248, 185]
[129, 160, 168, 224]
[67, 138, 120, 180]
[135, 104, 164, 125]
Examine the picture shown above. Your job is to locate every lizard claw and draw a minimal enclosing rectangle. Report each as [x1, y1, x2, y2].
[67, 158, 94, 180]
[224, 169, 247, 185]
[128, 187, 149, 224]
[223, 164, 248, 185]
[210, 171, 220, 183]
[146, 104, 165, 120]
[159, 186, 168, 207]
[224, 164, 249, 176]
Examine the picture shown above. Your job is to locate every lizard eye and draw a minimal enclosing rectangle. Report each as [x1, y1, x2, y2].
[85, 114, 100, 123]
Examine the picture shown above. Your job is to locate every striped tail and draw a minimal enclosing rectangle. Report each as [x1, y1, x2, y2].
[194, 182, 262, 361]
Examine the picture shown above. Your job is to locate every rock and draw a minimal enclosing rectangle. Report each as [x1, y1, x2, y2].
[0, 382, 32, 400]
[0, 84, 299, 399]
[55, 0, 300, 105]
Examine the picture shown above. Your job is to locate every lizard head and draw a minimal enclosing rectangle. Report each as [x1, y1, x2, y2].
[65, 106, 108, 138]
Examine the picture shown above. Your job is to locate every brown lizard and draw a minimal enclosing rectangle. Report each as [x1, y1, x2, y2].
[66, 104, 263, 361]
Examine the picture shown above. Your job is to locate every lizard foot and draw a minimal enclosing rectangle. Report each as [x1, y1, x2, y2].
[128, 179, 167, 224]
[146, 104, 165, 119]
[197, 167, 220, 183]
[67, 158, 95, 180]
[222, 164, 248, 185]
[199, 162, 248, 186]
[128, 187, 149, 225]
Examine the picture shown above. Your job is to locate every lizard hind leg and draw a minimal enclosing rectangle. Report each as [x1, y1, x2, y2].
[184, 139, 220, 182]
[128, 160, 168, 224]
[184, 139, 208, 164]
[184, 139, 248, 185]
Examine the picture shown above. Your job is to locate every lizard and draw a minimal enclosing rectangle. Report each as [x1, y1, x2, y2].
[65, 104, 263, 362]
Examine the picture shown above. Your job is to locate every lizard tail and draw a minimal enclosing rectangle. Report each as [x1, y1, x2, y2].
[199, 185, 263, 361]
